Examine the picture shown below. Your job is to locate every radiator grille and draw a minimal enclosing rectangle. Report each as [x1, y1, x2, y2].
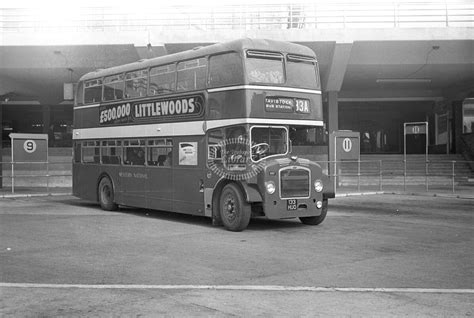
[280, 168, 310, 198]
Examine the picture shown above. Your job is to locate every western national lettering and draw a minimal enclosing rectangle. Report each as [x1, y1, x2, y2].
[99, 96, 202, 125]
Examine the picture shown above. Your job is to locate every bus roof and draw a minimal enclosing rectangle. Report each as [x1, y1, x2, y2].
[79, 38, 317, 82]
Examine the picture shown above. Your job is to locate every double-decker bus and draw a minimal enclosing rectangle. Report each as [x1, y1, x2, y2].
[73, 38, 334, 231]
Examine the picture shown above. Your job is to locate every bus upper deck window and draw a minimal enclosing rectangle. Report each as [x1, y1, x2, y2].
[103, 74, 124, 101]
[149, 64, 176, 95]
[177, 58, 207, 92]
[125, 69, 148, 99]
[84, 79, 103, 104]
[209, 53, 244, 87]
[246, 51, 284, 85]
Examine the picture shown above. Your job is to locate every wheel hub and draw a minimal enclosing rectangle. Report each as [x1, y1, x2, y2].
[224, 197, 236, 221]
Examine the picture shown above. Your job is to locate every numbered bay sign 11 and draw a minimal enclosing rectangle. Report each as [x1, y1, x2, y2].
[403, 121, 428, 158]
[9, 133, 48, 163]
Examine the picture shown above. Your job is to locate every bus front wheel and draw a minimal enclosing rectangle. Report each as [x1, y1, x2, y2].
[299, 199, 328, 225]
[98, 176, 118, 211]
[219, 184, 251, 232]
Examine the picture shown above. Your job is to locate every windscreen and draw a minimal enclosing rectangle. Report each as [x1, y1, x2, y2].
[250, 126, 288, 161]
[286, 55, 320, 89]
[245, 51, 320, 89]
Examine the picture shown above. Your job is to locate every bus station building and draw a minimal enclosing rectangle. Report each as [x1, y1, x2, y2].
[1, 2, 473, 157]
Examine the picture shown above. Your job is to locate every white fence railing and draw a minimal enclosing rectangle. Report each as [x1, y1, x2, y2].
[1, 159, 472, 196]
[1, 1, 472, 32]
[0, 161, 72, 195]
[320, 159, 474, 195]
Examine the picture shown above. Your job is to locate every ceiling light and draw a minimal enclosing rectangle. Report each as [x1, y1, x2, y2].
[376, 78, 432, 84]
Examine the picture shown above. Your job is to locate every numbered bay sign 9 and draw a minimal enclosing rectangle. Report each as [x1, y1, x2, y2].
[9, 133, 48, 162]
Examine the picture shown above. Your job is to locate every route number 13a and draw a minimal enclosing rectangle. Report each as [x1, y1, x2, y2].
[295, 99, 310, 113]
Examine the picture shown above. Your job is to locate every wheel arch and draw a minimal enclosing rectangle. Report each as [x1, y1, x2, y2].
[96, 172, 115, 203]
[211, 179, 263, 226]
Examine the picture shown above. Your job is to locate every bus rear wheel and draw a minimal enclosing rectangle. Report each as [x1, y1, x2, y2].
[219, 184, 251, 232]
[299, 199, 327, 225]
[98, 176, 118, 211]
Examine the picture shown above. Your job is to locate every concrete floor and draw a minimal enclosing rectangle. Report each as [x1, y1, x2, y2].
[1, 194, 473, 316]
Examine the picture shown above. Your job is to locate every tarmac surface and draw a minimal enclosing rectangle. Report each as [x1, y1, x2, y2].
[1, 193, 473, 317]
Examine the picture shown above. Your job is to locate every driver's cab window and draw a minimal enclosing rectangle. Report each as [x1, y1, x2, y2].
[250, 126, 288, 161]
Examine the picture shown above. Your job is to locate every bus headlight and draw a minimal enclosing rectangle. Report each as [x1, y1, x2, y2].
[314, 180, 323, 192]
[265, 181, 276, 194]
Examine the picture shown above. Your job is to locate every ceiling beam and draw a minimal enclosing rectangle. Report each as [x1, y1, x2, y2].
[322, 42, 353, 92]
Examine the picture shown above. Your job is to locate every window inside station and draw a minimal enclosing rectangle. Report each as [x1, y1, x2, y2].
[463, 99, 474, 134]
[209, 53, 244, 87]
[246, 51, 284, 84]
[149, 64, 176, 95]
[84, 79, 103, 103]
[177, 58, 207, 91]
[103, 74, 124, 101]
[125, 69, 148, 98]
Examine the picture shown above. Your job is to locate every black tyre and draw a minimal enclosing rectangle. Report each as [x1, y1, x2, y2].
[98, 176, 118, 211]
[219, 183, 251, 232]
[299, 199, 328, 225]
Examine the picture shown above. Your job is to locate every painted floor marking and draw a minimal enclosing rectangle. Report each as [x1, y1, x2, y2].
[1, 283, 473, 294]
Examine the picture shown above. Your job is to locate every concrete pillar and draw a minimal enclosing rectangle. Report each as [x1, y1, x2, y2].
[327, 91, 339, 186]
[42, 105, 51, 146]
[0, 104, 2, 188]
[327, 91, 339, 133]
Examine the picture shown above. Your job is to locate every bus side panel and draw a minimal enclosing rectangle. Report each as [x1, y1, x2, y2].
[146, 167, 173, 212]
[207, 91, 247, 120]
[73, 163, 102, 202]
[118, 165, 147, 209]
[73, 164, 123, 204]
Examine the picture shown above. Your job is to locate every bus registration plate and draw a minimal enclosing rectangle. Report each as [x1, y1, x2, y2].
[287, 199, 297, 211]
